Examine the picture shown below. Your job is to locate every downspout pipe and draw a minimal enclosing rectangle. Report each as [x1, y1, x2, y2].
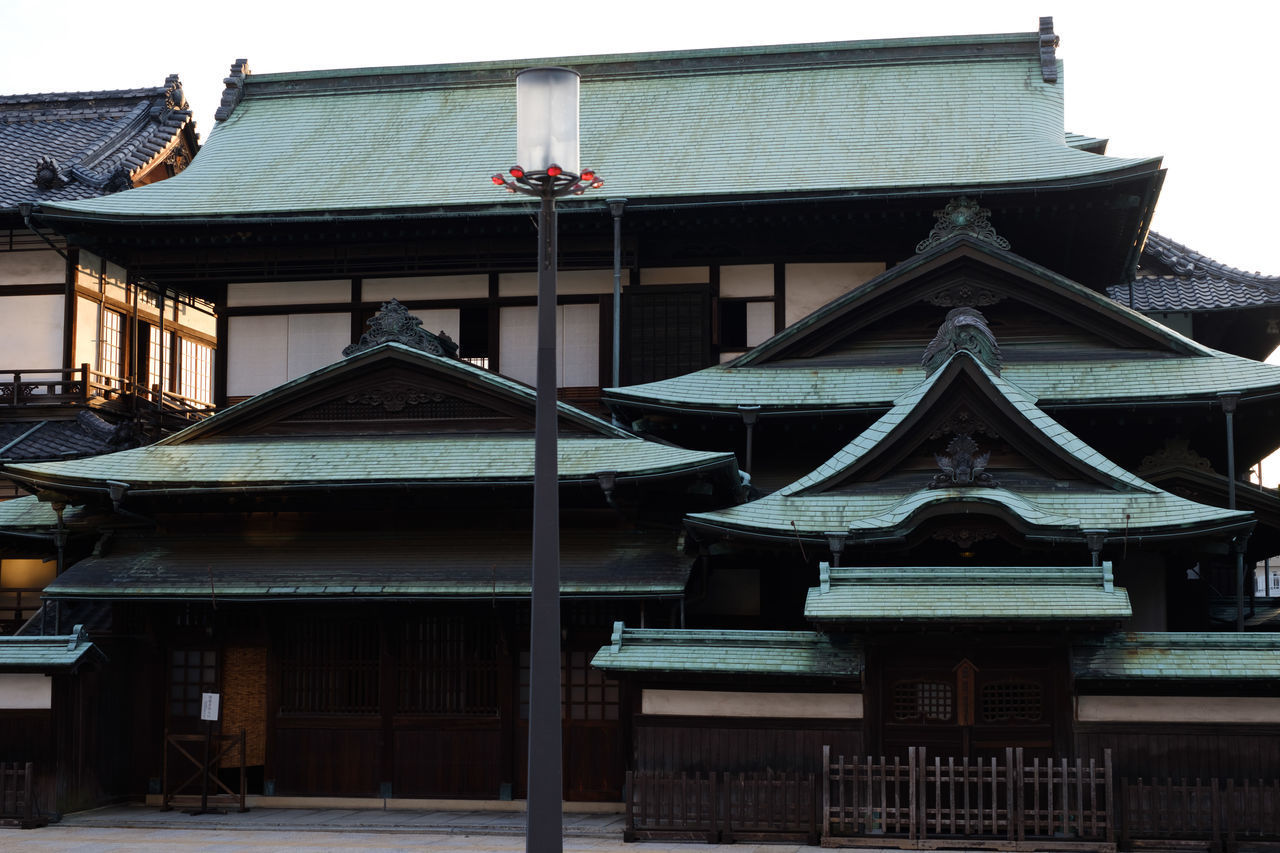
[1219, 391, 1244, 632]
[607, 199, 626, 391]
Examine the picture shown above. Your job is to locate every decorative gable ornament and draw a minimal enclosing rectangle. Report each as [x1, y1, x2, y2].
[921, 307, 1002, 376]
[915, 196, 1011, 253]
[929, 433, 998, 489]
[343, 299, 460, 358]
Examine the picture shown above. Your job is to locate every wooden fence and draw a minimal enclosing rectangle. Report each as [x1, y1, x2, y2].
[0, 761, 47, 829]
[624, 770, 818, 843]
[1121, 777, 1280, 849]
[823, 747, 1114, 850]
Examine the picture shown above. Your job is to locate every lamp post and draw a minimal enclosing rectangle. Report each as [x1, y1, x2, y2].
[493, 67, 603, 853]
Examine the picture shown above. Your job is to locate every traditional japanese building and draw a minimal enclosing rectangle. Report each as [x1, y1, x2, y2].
[2, 17, 1280, 831]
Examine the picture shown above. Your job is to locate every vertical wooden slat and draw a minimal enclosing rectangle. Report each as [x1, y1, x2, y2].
[1103, 749, 1114, 844]
[823, 745, 832, 839]
[908, 747, 917, 842]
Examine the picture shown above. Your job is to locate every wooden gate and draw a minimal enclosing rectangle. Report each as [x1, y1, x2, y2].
[0, 761, 46, 829]
[823, 746, 1114, 850]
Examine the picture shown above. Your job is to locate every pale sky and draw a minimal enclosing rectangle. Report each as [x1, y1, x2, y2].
[4, 0, 1279, 469]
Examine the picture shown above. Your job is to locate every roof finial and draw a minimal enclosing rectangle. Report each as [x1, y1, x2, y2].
[922, 306, 1002, 376]
[1039, 17, 1059, 84]
[343, 298, 460, 358]
[214, 58, 250, 122]
[916, 196, 1011, 254]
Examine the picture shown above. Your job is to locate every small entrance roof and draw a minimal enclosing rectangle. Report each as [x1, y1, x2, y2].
[591, 624, 861, 678]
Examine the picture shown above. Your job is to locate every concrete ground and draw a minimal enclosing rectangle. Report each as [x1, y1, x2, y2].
[0, 804, 827, 852]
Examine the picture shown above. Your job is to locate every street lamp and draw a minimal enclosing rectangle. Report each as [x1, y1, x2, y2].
[493, 66, 603, 853]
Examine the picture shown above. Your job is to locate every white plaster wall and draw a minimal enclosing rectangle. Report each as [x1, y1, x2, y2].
[1077, 695, 1280, 724]
[177, 302, 218, 337]
[365, 275, 488, 302]
[746, 301, 774, 346]
[409, 309, 461, 346]
[76, 252, 100, 289]
[642, 689, 862, 719]
[0, 674, 51, 710]
[286, 314, 349, 379]
[498, 305, 599, 387]
[641, 267, 709, 285]
[0, 294, 62, 367]
[103, 261, 127, 303]
[499, 269, 624, 298]
[227, 280, 351, 308]
[784, 262, 885, 327]
[720, 264, 773, 298]
[0, 248, 63, 285]
[227, 315, 287, 397]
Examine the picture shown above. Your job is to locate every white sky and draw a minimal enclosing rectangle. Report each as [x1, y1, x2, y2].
[5, 0, 1280, 474]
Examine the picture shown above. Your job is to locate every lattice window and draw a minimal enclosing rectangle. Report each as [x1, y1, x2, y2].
[169, 648, 217, 718]
[397, 615, 499, 715]
[518, 650, 620, 722]
[148, 327, 173, 393]
[980, 680, 1043, 722]
[892, 680, 953, 722]
[278, 621, 379, 715]
[179, 338, 213, 404]
[99, 309, 123, 384]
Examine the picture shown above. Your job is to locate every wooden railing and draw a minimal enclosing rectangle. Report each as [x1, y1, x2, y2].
[823, 746, 1114, 849]
[1122, 777, 1280, 848]
[624, 770, 818, 844]
[0, 365, 212, 422]
[0, 761, 46, 828]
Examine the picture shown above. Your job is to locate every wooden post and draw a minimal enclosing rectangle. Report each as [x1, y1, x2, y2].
[161, 729, 170, 811]
[238, 727, 248, 813]
[1104, 749, 1114, 844]
[822, 745, 831, 841]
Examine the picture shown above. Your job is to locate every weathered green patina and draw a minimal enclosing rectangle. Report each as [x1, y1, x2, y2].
[592, 624, 861, 677]
[1072, 632, 1280, 681]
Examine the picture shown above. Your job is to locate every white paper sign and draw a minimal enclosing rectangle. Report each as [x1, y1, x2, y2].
[200, 692, 220, 721]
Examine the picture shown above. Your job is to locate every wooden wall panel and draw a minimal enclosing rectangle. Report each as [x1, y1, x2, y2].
[393, 724, 502, 798]
[634, 717, 861, 775]
[273, 727, 380, 796]
[1074, 723, 1280, 781]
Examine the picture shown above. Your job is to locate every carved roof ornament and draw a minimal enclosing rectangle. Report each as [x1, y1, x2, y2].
[915, 196, 1011, 254]
[922, 306, 1002, 376]
[1039, 17, 1060, 84]
[343, 298, 460, 358]
[33, 156, 67, 190]
[924, 281, 1005, 309]
[929, 433, 998, 489]
[929, 406, 998, 441]
[1138, 437, 1216, 475]
[102, 166, 133, 194]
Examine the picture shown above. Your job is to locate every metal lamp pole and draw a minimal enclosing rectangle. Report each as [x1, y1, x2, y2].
[492, 67, 604, 853]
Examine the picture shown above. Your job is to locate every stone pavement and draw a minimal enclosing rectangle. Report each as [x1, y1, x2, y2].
[0, 805, 828, 852]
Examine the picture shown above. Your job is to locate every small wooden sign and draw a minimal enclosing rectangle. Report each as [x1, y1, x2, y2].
[953, 659, 978, 726]
[200, 692, 220, 722]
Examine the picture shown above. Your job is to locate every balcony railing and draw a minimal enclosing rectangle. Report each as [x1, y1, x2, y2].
[0, 365, 213, 422]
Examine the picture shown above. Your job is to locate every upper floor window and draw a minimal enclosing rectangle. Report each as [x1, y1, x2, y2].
[148, 327, 173, 393]
[99, 309, 124, 383]
[179, 338, 213, 404]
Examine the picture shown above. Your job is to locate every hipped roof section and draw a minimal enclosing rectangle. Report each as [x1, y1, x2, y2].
[0, 342, 738, 497]
[606, 237, 1280, 415]
[39, 31, 1160, 223]
[686, 350, 1253, 544]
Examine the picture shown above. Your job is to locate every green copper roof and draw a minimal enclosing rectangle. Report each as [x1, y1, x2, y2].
[687, 352, 1251, 542]
[591, 624, 861, 677]
[41, 35, 1157, 222]
[4, 434, 734, 493]
[0, 628, 103, 673]
[1072, 632, 1280, 681]
[0, 495, 58, 531]
[806, 564, 1130, 622]
[45, 529, 691, 600]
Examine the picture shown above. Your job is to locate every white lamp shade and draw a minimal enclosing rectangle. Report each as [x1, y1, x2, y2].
[516, 67, 580, 174]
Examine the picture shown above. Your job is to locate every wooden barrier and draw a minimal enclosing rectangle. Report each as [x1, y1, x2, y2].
[160, 728, 249, 813]
[624, 770, 817, 843]
[1121, 777, 1280, 849]
[823, 747, 1114, 850]
[0, 761, 46, 829]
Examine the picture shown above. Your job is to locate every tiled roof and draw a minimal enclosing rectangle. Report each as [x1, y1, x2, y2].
[44, 530, 691, 599]
[0, 494, 59, 531]
[0, 78, 196, 209]
[1072, 631, 1280, 680]
[606, 355, 1280, 413]
[4, 434, 734, 491]
[591, 625, 862, 677]
[40, 33, 1158, 222]
[686, 352, 1253, 540]
[0, 627, 103, 672]
[806, 564, 1130, 622]
[1108, 232, 1280, 312]
[0, 411, 123, 461]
